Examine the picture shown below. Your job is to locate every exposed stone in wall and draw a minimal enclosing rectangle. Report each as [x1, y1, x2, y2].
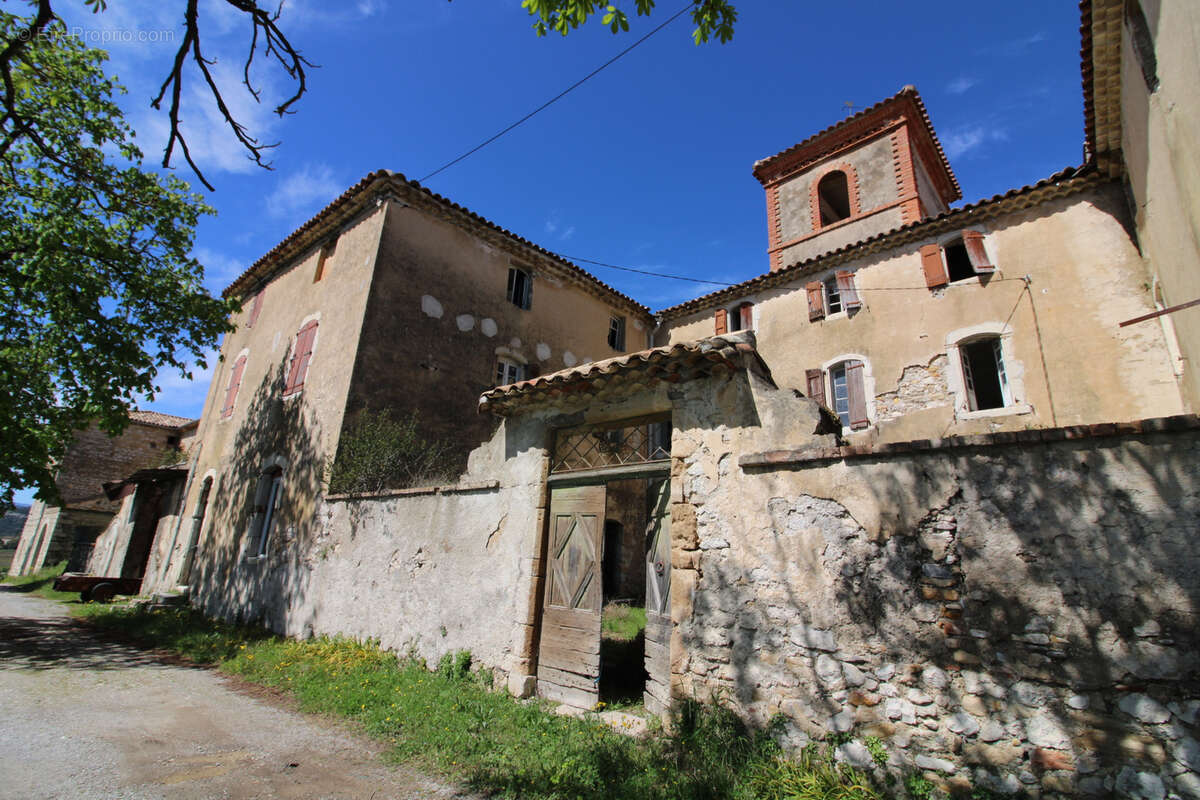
[874, 354, 953, 425]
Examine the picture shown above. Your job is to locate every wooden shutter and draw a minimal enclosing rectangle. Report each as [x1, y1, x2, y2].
[806, 282, 826, 321]
[920, 244, 949, 288]
[805, 368, 827, 408]
[737, 301, 754, 331]
[247, 291, 264, 328]
[846, 360, 869, 430]
[836, 271, 861, 310]
[285, 321, 318, 393]
[962, 230, 995, 274]
[643, 478, 672, 715]
[221, 356, 246, 418]
[714, 308, 728, 335]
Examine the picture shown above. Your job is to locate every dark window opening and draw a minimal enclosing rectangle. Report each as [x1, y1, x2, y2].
[1126, 0, 1159, 92]
[829, 363, 851, 428]
[166, 435, 180, 447]
[495, 359, 523, 386]
[944, 240, 977, 282]
[823, 275, 842, 314]
[961, 338, 1007, 411]
[250, 468, 284, 558]
[817, 171, 852, 226]
[608, 316, 626, 350]
[314, 238, 337, 282]
[507, 267, 532, 310]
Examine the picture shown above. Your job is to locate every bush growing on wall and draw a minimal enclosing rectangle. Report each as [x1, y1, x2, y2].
[326, 410, 454, 495]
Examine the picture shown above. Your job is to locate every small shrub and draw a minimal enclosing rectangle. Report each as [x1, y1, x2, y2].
[325, 409, 455, 495]
[436, 649, 472, 681]
[905, 773, 936, 800]
[863, 735, 887, 767]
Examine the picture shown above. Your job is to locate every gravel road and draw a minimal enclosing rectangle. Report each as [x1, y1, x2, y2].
[0, 587, 477, 799]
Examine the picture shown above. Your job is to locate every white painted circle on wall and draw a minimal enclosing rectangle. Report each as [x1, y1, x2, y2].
[420, 295, 444, 318]
[562, 351, 577, 367]
[581, 356, 593, 365]
[456, 314, 475, 332]
[510, 337, 522, 349]
[536, 343, 551, 361]
[480, 318, 498, 337]
[632, 319, 644, 331]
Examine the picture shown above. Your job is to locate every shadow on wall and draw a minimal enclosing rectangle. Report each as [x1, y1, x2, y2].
[687, 429, 1199, 791]
[189, 362, 325, 638]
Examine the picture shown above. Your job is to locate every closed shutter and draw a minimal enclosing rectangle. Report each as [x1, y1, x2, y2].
[285, 321, 318, 394]
[738, 301, 754, 331]
[846, 360, 869, 430]
[221, 356, 247, 418]
[714, 308, 728, 335]
[805, 368, 826, 408]
[836, 271, 861, 310]
[247, 291, 264, 328]
[920, 244, 948, 288]
[806, 282, 826, 321]
[962, 231, 995, 274]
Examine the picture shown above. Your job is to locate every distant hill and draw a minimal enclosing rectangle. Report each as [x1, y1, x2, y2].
[0, 505, 30, 543]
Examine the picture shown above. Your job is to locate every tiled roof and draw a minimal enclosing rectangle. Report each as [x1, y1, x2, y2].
[479, 332, 770, 415]
[657, 165, 1099, 320]
[751, 86, 961, 202]
[129, 410, 198, 430]
[1079, 0, 1123, 175]
[221, 171, 651, 319]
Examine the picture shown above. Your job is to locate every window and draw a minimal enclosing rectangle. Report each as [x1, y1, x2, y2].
[920, 231, 995, 288]
[715, 302, 754, 334]
[1125, 0, 1159, 92]
[283, 321, 318, 396]
[249, 468, 283, 559]
[805, 359, 870, 430]
[608, 316, 626, 350]
[817, 171, 852, 226]
[959, 337, 1009, 411]
[805, 271, 861, 321]
[507, 267, 532, 310]
[246, 290, 264, 328]
[495, 358, 524, 386]
[221, 355, 247, 419]
[314, 238, 337, 282]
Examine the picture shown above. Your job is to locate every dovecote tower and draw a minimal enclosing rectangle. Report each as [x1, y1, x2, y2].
[753, 86, 961, 271]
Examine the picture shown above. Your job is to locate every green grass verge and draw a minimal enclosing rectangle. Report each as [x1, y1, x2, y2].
[601, 602, 647, 642]
[70, 605, 881, 800]
[0, 561, 79, 603]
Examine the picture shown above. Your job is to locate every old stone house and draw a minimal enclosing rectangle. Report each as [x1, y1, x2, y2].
[10, 411, 197, 577]
[121, 0, 1199, 795]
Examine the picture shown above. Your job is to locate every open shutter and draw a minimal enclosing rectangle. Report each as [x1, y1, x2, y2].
[846, 360, 869, 430]
[714, 308, 728, 335]
[738, 301, 754, 331]
[247, 291, 264, 328]
[806, 282, 826, 321]
[962, 231, 995, 274]
[285, 321, 318, 393]
[836, 271, 861, 310]
[221, 356, 246, 418]
[920, 244, 948, 288]
[805, 368, 827, 408]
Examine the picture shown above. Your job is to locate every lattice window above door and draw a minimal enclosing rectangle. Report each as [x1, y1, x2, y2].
[551, 416, 671, 474]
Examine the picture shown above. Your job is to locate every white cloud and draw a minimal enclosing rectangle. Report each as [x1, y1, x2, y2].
[192, 247, 246, 291]
[266, 163, 342, 220]
[947, 76, 978, 95]
[137, 347, 219, 421]
[942, 125, 1009, 160]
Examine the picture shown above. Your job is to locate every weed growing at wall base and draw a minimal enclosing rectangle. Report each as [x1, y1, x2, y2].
[71, 605, 882, 800]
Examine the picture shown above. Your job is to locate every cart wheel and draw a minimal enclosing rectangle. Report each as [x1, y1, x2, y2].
[80, 588, 93, 602]
[90, 582, 117, 603]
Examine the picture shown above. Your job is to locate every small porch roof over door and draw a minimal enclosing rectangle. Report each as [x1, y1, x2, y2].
[477, 333, 774, 416]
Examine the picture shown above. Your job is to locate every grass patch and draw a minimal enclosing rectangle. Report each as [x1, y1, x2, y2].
[601, 602, 647, 641]
[71, 604, 882, 800]
[0, 561, 78, 603]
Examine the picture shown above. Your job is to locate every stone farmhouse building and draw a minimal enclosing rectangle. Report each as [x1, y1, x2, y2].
[83, 0, 1199, 794]
[10, 411, 197, 577]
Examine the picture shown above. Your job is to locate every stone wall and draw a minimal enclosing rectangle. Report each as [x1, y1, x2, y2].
[670, 393, 1200, 798]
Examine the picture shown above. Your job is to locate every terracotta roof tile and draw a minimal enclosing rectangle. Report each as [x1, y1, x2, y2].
[129, 410, 198, 430]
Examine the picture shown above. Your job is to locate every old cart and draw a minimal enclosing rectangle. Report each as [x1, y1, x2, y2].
[53, 573, 143, 603]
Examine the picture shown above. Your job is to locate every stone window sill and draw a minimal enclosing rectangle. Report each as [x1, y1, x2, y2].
[955, 403, 1032, 421]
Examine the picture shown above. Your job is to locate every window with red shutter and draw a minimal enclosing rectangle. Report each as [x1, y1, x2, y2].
[836, 271, 861, 310]
[247, 291, 264, 328]
[714, 308, 728, 335]
[284, 321, 318, 395]
[221, 355, 247, 419]
[961, 231, 994, 274]
[920, 244, 948, 288]
[806, 282, 826, 321]
[737, 302, 754, 331]
[805, 368, 826, 408]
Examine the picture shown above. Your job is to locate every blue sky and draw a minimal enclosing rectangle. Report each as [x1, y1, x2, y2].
[10, 0, 1084, 504]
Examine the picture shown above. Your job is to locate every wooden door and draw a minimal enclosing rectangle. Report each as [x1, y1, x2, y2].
[643, 478, 672, 714]
[537, 484, 606, 708]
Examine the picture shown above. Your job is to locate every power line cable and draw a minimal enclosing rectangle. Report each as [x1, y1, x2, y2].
[418, 4, 693, 183]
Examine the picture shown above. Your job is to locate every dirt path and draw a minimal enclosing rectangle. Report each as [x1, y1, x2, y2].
[0, 588, 479, 799]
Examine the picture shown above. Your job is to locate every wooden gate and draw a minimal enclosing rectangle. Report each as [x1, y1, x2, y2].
[537, 484, 606, 707]
[642, 477, 672, 714]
